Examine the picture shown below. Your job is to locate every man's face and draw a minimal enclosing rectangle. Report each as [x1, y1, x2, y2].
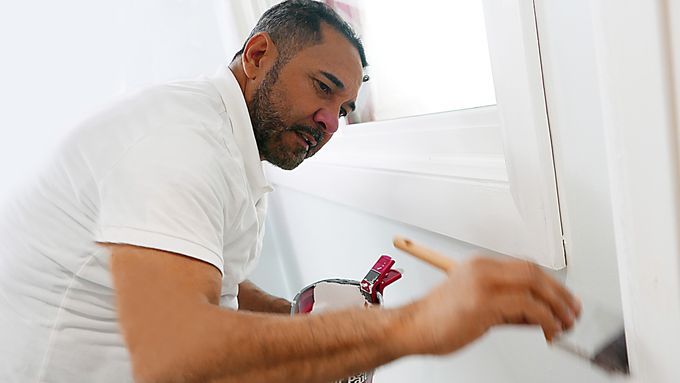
[249, 24, 364, 170]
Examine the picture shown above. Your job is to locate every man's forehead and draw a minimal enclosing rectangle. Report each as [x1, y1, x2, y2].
[296, 27, 364, 89]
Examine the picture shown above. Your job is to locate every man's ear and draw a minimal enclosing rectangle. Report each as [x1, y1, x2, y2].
[242, 32, 278, 80]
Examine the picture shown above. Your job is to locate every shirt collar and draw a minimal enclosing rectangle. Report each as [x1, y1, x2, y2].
[212, 67, 273, 198]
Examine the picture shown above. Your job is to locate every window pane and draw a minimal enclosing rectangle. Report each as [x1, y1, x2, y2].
[326, 0, 497, 123]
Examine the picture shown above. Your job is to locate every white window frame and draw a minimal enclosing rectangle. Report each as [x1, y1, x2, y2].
[243, 1, 565, 269]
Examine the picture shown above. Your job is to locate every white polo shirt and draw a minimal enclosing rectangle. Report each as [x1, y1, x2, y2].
[0, 68, 272, 382]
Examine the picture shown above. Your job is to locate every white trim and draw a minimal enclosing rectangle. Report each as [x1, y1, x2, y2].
[483, 0, 565, 267]
[591, 0, 680, 380]
[309, 154, 506, 183]
[307, 106, 506, 183]
[267, 1, 565, 269]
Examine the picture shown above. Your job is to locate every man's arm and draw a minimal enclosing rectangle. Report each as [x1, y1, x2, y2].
[108, 244, 406, 383]
[238, 280, 291, 314]
[106, 244, 580, 383]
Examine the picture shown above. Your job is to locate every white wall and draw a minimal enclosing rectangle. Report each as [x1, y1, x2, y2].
[257, 0, 627, 381]
[0, 0, 242, 203]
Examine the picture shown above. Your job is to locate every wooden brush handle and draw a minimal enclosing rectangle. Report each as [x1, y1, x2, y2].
[393, 236, 456, 272]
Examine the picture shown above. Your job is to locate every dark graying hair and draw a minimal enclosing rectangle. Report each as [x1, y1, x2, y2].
[231, 0, 368, 68]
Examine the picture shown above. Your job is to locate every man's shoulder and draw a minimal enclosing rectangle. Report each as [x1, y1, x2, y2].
[79, 76, 230, 141]
[64, 76, 236, 176]
[137, 76, 225, 117]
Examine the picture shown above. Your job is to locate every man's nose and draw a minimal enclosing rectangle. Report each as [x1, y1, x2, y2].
[313, 108, 339, 134]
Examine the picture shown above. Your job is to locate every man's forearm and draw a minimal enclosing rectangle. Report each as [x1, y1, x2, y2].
[238, 280, 291, 314]
[209, 305, 413, 383]
[134, 301, 415, 383]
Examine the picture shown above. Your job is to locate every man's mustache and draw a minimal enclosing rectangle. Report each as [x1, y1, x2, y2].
[291, 125, 323, 144]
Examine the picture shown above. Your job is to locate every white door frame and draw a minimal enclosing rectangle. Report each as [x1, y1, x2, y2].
[591, 1, 680, 380]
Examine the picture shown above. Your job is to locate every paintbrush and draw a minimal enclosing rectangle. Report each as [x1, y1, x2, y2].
[392, 236, 629, 375]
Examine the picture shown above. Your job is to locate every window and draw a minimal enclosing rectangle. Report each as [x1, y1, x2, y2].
[237, 0, 565, 269]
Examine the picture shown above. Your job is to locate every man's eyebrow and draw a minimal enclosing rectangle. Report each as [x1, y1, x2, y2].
[320, 71, 345, 89]
[347, 101, 356, 113]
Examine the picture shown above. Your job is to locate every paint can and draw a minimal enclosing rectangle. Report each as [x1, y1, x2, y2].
[291, 278, 382, 383]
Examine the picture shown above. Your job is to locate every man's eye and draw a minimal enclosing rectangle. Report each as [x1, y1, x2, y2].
[339, 108, 347, 118]
[317, 80, 331, 94]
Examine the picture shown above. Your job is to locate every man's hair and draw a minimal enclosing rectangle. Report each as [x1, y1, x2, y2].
[231, 0, 368, 68]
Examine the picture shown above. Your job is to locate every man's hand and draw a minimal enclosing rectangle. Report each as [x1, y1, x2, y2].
[399, 256, 581, 355]
[238, 280, 291, 314]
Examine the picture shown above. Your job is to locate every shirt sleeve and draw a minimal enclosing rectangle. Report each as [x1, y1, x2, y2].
[94, 131, 235, 275]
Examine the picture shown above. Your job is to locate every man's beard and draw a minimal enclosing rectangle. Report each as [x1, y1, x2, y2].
[249, 67, 311, 170]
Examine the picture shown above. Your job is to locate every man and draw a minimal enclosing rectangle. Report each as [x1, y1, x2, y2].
[0, 1, 580, 382]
